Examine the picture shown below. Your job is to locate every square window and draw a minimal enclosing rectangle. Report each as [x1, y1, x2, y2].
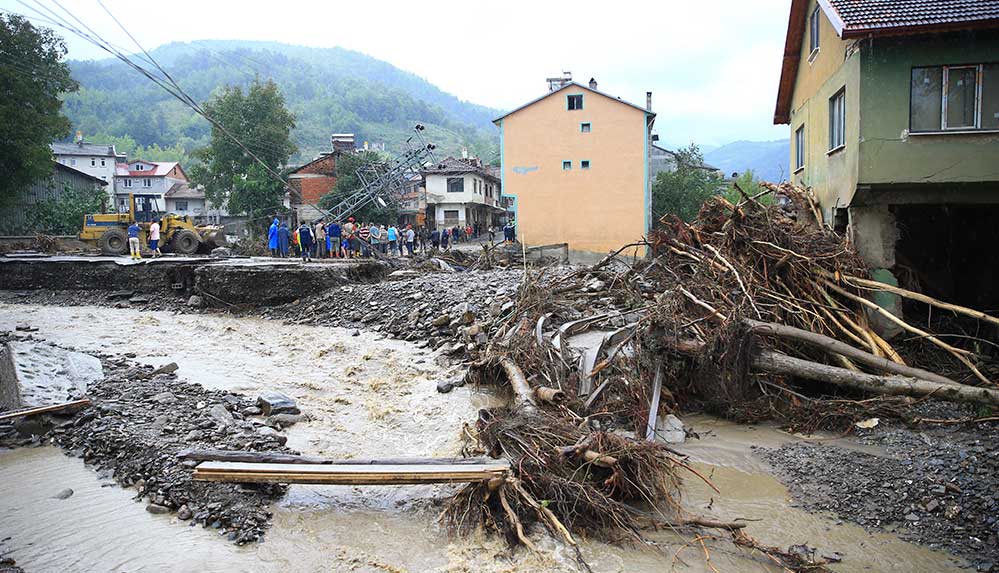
[143, 178, 151, 187]
[447, 177, 464, 193]
[581, 122, 591, 133]
[829, 89, 845, 150]
[581, 160, 590, 169]
[910, 67, 943, 131]
[567, 95, 583, 110]
[562, 160, 572, 170]
[175, 200, 188, 211]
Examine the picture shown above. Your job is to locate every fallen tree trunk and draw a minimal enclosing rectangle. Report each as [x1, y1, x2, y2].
[743, 319, 959, 386]
[752, 350, 999, 407]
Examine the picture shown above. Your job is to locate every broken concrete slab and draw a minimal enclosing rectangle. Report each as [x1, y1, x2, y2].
[0, 341, 103, 411]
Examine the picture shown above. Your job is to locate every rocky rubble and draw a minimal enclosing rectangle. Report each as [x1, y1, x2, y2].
[268, 268, 526, 356]
[761, 405, 999, 571]
[41, 358, 297, 544]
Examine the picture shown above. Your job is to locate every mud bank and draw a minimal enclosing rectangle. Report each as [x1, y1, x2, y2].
[0, 255, 385, 306]
[0, 303, 968, 572]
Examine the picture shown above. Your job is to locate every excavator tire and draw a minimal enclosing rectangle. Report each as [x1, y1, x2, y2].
[98, 228, 128, 255]
[172, 229, 200, 255]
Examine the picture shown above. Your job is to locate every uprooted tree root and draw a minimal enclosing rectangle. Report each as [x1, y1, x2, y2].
[440, 182, 996, 570]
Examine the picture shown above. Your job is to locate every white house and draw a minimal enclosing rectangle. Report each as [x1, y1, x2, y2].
[113, 160, 189, 212]
[50, 138, 126, 203]
[422, 157, 504, 232]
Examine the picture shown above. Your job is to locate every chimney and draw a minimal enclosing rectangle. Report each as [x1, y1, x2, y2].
[646, 92, 652, 111]
[588, 77, 598, 90]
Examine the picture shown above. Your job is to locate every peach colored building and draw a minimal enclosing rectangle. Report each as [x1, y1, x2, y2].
[494, 78, 656, 261]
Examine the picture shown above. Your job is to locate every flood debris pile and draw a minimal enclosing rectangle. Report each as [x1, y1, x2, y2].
[444, 182, 998, 571]
[272, 268, 525, 356]
[47, 359, 295, 544]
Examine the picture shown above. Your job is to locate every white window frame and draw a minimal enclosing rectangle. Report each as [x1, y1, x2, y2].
[942, 64, 983, 130]
[794, 125, 805, 171]
[124, 178, 133, 188]
[828, 88, 846, 152]
[808, 6, 820, 59]
[143, 178, 152, 187]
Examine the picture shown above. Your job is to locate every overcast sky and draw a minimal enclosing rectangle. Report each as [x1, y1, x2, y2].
[3, 0, 792, 146]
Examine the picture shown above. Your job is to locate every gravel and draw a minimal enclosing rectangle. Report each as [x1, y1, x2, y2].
[266, 268, 526, 356]
[3, 354, 297, 545]
[761, 404, 999, 571]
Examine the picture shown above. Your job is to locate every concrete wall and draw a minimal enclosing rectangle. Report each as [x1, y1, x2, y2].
[787, 0, 862, 215]
[500, 85, 650, 256]
[857, 31, 999, 187]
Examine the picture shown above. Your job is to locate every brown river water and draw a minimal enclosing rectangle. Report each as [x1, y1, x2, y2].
[0, 303, 964, 572]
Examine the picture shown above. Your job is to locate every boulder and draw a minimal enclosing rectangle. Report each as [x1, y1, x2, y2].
[187, 295, 204, 307]
[208, 404, 235, 427]
[256, 391, 300, 416]
[266, 413, 302, 428]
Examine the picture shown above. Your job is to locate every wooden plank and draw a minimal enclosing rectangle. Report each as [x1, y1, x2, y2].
[645, 363, 663, 441]
[178, 449, 498, 466]
[193, 460, 510, 485]
[0, 399, 90, 422]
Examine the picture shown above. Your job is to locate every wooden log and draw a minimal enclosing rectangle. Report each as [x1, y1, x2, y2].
[178, 449, 497, 466]
[0, 398, 90, 422]
[499, 357, 538, 413]
[743, 319, 959, 386]
[752, 350, 999, 407]
[534, 386, 564, 403]
[830, 271, 999, 329]
[193, 461, 510, 485]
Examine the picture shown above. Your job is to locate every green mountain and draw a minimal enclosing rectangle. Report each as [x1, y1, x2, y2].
[62, 40, 501, 165]
[703, 139, 790, 182]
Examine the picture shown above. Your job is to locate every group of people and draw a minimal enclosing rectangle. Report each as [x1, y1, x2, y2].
[266, 216, 518, 262]
[126, 218, 162, 260]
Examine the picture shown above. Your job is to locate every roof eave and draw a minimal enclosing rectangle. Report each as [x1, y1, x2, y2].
[840, 18, 999, 39]
[774, 0, 809, 125]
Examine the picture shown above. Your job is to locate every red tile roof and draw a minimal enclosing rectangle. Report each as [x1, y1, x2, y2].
[826, 0, 999, 37]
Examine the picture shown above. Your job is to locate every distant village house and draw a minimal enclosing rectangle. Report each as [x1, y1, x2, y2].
[422, 156, 503, 231]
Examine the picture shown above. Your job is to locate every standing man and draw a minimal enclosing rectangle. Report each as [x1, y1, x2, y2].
[342, 217, 356, 257]
[148, 218, 162, 258]
[127, 220, 142, 260]
[278, 221, 290, 257]
[387, 224, 399, 256]
[314, 219, 326, 258]
[298, 221, 314, 262]
[369, 222, 382, 255]
[358, 223, 371, 257]
[268, 217, 280, 257]
[405, 225, 415, 256]
[430, 227, 441, 250]
[329, 220, 342, 258]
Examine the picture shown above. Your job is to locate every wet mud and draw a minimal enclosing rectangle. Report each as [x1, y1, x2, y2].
[0, 303, 968, 572]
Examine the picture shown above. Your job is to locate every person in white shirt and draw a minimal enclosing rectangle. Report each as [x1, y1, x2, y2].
[148, 219, 162, 257]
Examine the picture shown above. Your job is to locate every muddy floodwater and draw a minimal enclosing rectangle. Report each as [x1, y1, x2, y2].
[0, 303, 965, 572]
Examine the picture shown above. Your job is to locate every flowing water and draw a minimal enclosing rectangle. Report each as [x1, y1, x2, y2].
[0, 303, 965, 572]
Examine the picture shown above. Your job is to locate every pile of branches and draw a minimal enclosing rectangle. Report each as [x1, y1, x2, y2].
[442, 182, 999, 570]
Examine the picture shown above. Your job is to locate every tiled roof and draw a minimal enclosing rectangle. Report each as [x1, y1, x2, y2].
[51, 141, 117, 157]
[115, 161, 181, 177]
[827, 0, 999, 37]
[164, 182, 203, 199]
[422, 157, 500, 182]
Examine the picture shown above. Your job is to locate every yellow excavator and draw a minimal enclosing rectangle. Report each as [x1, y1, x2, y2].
[79, 193, 225, 255]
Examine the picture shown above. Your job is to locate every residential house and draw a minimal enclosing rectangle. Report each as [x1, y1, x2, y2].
[164, 182, 205, 218]
[50, 135, 125, 203]
[288, 153, 338, 222]
[422, 157, 504, 231]
[495, 76, 656, 261]
[397, 172, 426, 227]
[0, 161, 108, 234]
[650, 144, 720, 181]
[113, 160, 189, 212]
[774, 0, 999, 308]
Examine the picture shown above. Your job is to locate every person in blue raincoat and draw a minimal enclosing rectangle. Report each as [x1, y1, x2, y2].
[277, 221, 290, 257]
[268, 217, 280, 257]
